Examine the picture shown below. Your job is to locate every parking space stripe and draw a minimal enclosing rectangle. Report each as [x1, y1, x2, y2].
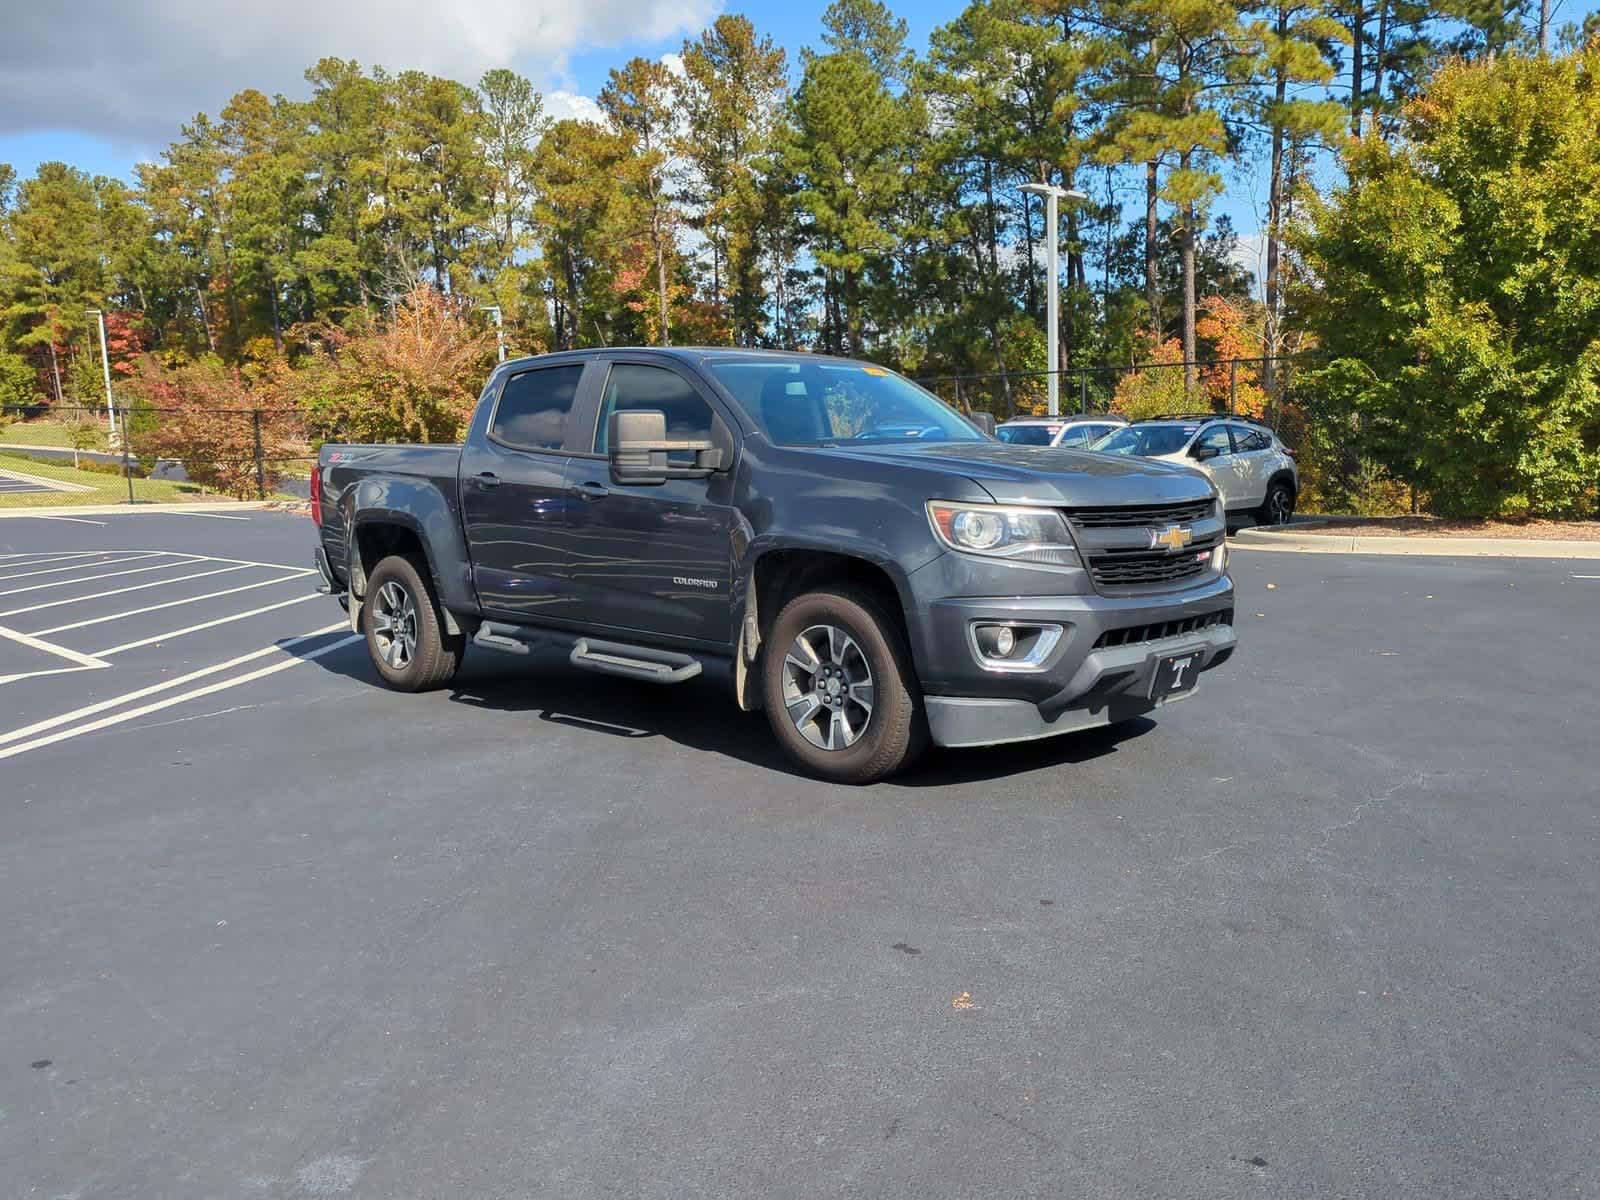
[96, 593, 323, 656]
[32, 516, 109, 525]
[0, 627, 359, 761]
[0, 557, 211, 598]
[33, 573, 312, 636]
[169, 511, 251, 520]
[0, 623, 349, 748]
[0, 563, 253, 618]
[0, 552, 174, 582]
[0, 622, 112, 671]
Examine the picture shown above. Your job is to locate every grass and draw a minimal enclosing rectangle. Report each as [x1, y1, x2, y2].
[0, 420, 93, 450]
[0, 452, 217, 508]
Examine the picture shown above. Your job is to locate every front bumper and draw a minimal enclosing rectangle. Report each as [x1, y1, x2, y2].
[904, 559, 1236, 748]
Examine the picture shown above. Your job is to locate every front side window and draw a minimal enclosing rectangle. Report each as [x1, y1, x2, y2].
[491, 364, 584, 450]
[1194, 426, 1233, 457]
[1095, 424, 1199, 457]
[1056, 426, 1095, 448]
[594, 363, 715, 464]
[705, 360, 985, 446]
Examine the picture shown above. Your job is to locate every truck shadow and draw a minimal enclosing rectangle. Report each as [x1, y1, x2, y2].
[307, 640, 1154, 785]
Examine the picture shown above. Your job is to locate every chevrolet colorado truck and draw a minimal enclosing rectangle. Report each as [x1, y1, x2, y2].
[311, 348, 1236, 782]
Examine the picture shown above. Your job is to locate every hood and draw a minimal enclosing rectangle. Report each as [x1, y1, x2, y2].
[834, 441, 1217, 507]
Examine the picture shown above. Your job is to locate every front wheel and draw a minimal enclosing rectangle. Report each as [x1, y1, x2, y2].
[361, 554, 463, 692]
[761, 586, 927, 784]
[1258, 480, 1295, 526]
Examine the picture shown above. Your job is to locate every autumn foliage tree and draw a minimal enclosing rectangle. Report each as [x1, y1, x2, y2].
[129, 357, 297, 498]
[286, 284, 495, 444]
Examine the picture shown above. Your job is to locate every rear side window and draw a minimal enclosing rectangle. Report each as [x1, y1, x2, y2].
[997, 425, 1054, 446]
[491, 365, 584, 450]
[594, 364, 714, 463]
[1056, 426, 1094, 448]
[1232, 425, 1271, 452]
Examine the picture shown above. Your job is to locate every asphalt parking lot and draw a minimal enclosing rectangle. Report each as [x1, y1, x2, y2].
[2, 511, 1597, 1199]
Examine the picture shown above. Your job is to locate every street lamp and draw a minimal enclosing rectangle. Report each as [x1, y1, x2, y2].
[1020, 183, 1090, 416]
[484, 305, 505, 363]
[84, 308, 117, 445]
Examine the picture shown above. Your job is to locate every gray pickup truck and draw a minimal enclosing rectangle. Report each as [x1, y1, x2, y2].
[311, 348, 1236, 782]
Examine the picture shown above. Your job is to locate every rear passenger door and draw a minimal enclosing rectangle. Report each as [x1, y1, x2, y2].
[459, 360, 592, 622]
[1227, 423, 1274, 506]
[559, 360, 738, 649]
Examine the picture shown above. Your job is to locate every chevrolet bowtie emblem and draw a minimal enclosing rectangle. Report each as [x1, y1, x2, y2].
[1152, 523, 1193, 551]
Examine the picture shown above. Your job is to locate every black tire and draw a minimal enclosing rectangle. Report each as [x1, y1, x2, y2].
[761, 586, 927, 784]
[1258, 479, 1295, 526]
[361, 554, 463, 692]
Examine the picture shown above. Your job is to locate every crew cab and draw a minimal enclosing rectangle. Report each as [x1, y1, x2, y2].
[311, 349, 1237, 783]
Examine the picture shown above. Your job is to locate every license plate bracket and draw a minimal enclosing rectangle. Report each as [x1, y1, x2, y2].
[1149, 648, 1204, 702]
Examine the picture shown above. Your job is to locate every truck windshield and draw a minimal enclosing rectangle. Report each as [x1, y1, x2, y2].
[705, 360, 986, 446]
[1095, 424, 1199, 456]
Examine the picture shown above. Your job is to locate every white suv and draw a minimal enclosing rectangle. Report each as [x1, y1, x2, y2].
[1092, 416, 1298, 524]
[995, 414, 1128, 449]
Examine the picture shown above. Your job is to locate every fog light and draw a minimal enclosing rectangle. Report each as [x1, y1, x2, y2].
[994, 627, 1016, 657]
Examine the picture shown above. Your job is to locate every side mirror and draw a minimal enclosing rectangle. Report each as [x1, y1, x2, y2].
[609, 409, 721, 487]
[1192, 444, 1221, 462]
[968, 411, 997, 437]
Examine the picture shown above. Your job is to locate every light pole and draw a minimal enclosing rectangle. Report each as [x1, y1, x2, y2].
[84, 308, 117, 445]
[1020, 183, 1089, 416]
[484, 305, 505, 363]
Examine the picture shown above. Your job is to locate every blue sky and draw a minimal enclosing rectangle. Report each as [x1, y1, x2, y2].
[4, 0, 1596, 283]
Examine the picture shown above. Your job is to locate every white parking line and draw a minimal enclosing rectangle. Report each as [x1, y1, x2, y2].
[0, 563, 252, 618]
[169, 510, 251, 520]
[0, 627, 360, 761]
[96, 593, 323, 656]
[0, 622, 112, 672]
[33, 515, 108, 525]
[33, 573, 311, 636]
[0, 556, 208, 598]
[0, 552, 173, 583]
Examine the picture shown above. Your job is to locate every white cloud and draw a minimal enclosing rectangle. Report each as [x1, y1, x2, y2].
[0, 0, 718, 144]
[545, 91, 606, 126]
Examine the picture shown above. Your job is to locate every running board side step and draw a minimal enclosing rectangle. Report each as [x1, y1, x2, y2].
[473, 621, 533, 655]
[570, 638, 702, 684]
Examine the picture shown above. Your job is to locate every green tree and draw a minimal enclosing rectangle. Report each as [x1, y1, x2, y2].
[600, 58, 679, 345]
[1294, 47, 1600, 517]
[676, 15, 788, 344]
[1241, 0, 1347, 396]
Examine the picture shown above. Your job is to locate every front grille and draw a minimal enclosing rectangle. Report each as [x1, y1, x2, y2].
[1088, 539, 1221, 589]
[1066, 500, 1215, 528]
[1093, 608, 1233, 649]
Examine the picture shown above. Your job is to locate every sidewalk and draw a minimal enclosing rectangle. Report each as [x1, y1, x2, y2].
[0, 500, 274, 518]
[1231, 526, 1600, 560]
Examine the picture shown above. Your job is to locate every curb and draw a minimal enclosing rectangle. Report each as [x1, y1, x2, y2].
[0, 500, 276, 519]
[1230, 527, 1600, 560]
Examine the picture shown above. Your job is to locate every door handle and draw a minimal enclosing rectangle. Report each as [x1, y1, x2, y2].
[575, 481, 610, 501]
[473, 471, 501, 488]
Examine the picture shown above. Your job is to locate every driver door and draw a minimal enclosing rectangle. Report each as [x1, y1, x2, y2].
[557, 360, 737, 649]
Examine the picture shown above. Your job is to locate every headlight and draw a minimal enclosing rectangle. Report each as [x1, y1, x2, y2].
[926, 501, 1081, 567]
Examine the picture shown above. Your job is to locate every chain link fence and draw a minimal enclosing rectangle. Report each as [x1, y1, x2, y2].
[0, 402, 317, 506]
[3, 355, 1413, 517]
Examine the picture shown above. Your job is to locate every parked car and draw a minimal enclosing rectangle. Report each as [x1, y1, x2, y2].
[311, 350, 1236, 783]
[996, 414, 1128, 449]
[1092, 415, 1298, 525]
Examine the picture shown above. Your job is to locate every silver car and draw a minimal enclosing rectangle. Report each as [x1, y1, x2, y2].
[1093, 416, 1299, 525]
[995, 414, 1128, 449]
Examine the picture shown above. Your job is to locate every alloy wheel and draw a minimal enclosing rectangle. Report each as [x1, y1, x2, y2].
[372, 579, 418, 670]
[781, 623, 875, 751]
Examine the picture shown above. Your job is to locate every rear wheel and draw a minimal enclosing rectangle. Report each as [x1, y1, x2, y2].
[761, 586, 927, 783]
[1258, 480, 1295, 526]
[362, 554, 462, 691]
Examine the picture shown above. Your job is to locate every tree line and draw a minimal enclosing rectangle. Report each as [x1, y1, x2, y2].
[1, 0, 1596, 516]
